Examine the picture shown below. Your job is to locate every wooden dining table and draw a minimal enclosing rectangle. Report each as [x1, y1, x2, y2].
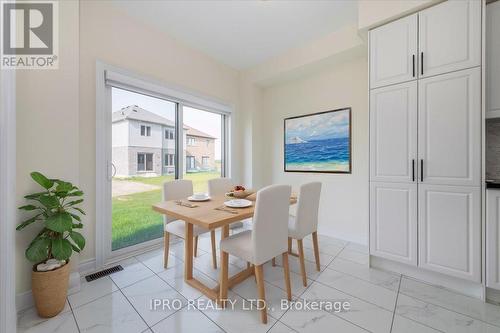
[152, 194, 297, 300]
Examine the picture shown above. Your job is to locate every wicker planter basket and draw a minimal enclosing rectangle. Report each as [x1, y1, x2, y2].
[31, 260, 70, 318]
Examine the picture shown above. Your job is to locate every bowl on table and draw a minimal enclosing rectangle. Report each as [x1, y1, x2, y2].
[226, 185, 254, 199]
[188, 193, 210, 201]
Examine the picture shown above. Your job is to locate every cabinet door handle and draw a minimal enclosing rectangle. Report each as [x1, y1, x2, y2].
[412, 159, 415, 182]
[412, 55, 415, 77]
[420, 52, 424, 76]
[420, 159, 424, 182]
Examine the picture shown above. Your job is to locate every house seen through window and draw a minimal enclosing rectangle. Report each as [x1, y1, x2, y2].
[165, 128, 174, 140]
[186, 156, 195, 170]
[137, 153, 153, 171]
[111, 88, 225, 252]
[164, 153, 175, 166]
[140, 125, 151, 136]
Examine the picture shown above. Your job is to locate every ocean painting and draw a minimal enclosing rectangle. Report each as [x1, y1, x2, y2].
[284, 108, 351, 173]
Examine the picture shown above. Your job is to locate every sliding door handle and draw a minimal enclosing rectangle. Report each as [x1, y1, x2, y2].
[420, 159, 424, 182]
[420, 52, 424, 76]
[412, 159, 415, 182]
[412, 55, 415, 77]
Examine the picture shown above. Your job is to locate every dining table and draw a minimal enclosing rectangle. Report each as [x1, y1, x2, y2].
[152, 194, 297, 301]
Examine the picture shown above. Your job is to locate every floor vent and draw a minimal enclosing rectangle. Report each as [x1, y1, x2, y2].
[85, 265, 123, 282]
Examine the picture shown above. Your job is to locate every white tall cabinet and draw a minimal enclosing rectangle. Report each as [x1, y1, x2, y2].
[487, 190, 500, 290]
[369, 0, 482, 282]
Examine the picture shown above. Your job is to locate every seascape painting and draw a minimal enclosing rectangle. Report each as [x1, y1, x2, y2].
[284, 108, 351, 173]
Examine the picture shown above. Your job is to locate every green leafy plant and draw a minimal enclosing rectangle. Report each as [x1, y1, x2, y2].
[17, 172, 86, 265]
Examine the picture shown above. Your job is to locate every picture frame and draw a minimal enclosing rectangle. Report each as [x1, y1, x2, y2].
[284, 107, 352, 174]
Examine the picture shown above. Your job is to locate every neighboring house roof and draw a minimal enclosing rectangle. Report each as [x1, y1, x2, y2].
[112, 105, 216, 139]
[185, 125, 215, 139]
[112, 105, 176, 127]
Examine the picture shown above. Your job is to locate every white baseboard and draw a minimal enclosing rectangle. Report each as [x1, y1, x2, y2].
[16, 271, 81, 312]
[78, 258, 97, 275]
[318, 228, 368, 246]
[16, 290, 35, 313]
[370, 255, 484, 300]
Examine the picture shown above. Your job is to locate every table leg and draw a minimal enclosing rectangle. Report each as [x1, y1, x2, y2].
[222, 224, 229, 239]
[184, 222, 193, 281]
[219, 225, 230, 305]
[182, 223, 255, 302]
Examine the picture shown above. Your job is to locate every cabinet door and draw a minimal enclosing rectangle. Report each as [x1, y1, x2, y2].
[419, 0, 481, 78]
[370, 14, 417, 89]
[486, 2, 500, 119]
[418, 185, 481, 282]
[370, 81, 417, 183]
[418, 68, 481, 186]
[487, 190, 500, 290]
[370, 182, 418, 266]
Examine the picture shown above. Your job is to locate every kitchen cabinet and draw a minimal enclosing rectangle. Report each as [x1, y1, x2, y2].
[418, 67, 481, 187]
[487, 189, 500, 290]
[369, 14, 417, 89]
[369, 182, 418, 266]
[369, 0, 480, 89]
[369, 0, 482, 284]
[370, 81, 417, 183]
[418, 185, 481, 282]
[418, 0, 481, 78]
[486, 1, 500, 119]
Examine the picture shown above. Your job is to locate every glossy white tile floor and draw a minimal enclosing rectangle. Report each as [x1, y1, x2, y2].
[18, 225, 500, 333]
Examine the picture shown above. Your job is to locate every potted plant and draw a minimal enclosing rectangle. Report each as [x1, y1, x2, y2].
[17, 172, 86, 318]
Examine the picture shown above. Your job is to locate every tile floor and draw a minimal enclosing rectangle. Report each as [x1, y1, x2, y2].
[17, 224, 500, 333]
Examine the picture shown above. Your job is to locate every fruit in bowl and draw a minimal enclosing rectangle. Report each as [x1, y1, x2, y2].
[226, 185, 249, 198]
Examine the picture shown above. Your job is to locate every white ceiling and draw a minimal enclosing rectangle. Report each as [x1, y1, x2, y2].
[112, 0, 358, 69]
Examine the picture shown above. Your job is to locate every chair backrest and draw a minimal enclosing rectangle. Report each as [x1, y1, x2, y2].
[294, 182, 322, 237]
[163, 179, 193, 223]
[208, 178, 234, 196]
[252, 184, 291, 265]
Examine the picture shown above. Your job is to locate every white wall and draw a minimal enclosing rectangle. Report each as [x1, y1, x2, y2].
[358, 0, 440, 30]
[15, 0, 80, 294]
[15, 0, 241, 296]
[258, 55, 369, 244]
[78, 0, 241, 270]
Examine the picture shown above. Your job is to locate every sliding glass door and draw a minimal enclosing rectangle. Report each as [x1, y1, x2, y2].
[111, 87, 177, 251]
[103, 78, 229, 262]
[183, 106, 224, 193]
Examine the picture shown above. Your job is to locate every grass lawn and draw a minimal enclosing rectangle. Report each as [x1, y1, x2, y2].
[112, 171, 221, 250]
[122, 171, 220, 193]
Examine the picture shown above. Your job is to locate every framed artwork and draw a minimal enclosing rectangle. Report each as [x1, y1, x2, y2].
[284, 108, 351, 173]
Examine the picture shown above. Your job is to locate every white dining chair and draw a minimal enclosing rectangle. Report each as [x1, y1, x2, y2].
[208, 178, 247, 230]
[208, 177, 234, 197]
[163, 179, 218, 269]
[273, 182, 322, 287]
[219, 184, 292, 324]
